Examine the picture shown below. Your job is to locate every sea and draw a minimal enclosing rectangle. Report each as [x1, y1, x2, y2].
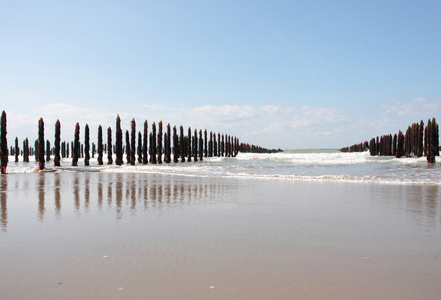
[6, 149, 441, 185]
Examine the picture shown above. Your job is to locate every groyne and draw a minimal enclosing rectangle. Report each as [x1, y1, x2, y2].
[0, 111, 282, 173]
[340, 118, 440, 163]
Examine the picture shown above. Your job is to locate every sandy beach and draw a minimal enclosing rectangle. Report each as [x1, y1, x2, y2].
[0, 172, 440, 299]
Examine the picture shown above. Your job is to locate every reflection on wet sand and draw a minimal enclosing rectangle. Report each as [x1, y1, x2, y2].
[38, 173, 45, 222]
[0, 173, 239, 224]
[1, 175, 7, 232]
[0, 172, 439, 231]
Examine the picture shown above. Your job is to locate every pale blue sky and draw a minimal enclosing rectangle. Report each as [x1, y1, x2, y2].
[1, 1, 440, 149]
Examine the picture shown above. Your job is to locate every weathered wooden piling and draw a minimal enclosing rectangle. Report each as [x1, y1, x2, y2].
[38, 118, 45, 170]
[151, 123, 157, 164]
[97, 125, 103, 165]
[23, 138, 29, 163]
[72, 123, 80, 167]
[14, 137, 19, 163]
[165, 123, 171, 163]
[125, 130, 130, 165]
[157, 121, 162, 164]
[84, 124, 90, 166]
[0, 111, 7, 173]
[46, 140, 51, 162]
[131, 119, 136, 165]
[173, 125, 179, 163]
[54, 120, 61, 166]
[199, 129, 203, 161]
[115, 115, 123, 166]
[137, 131, 142, 164]
[209, 131, 213, 157]
[180, 125, 185, 162]
[193, 129, 198, 162]
[107, 127, 113, 165]
[204, 129, 208, 157]
[213, 134, 217, 157]
[187, 127, 192, 162]
[143, 120, 148, 164]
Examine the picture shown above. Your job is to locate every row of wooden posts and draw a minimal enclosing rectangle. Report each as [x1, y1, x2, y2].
[340, 118, 440, 163]
[0, 111, 281, 173]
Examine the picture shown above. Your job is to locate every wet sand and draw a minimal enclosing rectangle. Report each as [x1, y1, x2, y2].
[0, 172, 440, 299]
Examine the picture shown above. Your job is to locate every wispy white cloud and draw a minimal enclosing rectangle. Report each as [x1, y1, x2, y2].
[380, 97, 441, 116]
[5, 103, 350, 149]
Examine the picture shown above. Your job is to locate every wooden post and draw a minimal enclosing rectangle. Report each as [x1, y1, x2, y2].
[23, 138, 29, 163]
[84, 124, 90, 166]
[97, 125, 103, 165]
[213, 134, 217, 157]
[187, 127, 192, 162]
[143, 120, 148, 164]
[115, 115, 123, 166]
[157, 121, 162, 164]
[0, 111, 7, 174]
[131, 119, 136, 165]
[137, 131, 142, 163]
[204, 129, 208, 157]
[165, 123, 171, 163]
[199, 129, 203, 161]
[46, 140, 51, 162]
[107, 127, 113, 165]
[125, 130, 130, 164]
[72, 123, 80, 166]
[38, 118, 45, 170]
[151, 123, 157, 164]
[194, 128, 198, 162]
[209, 131, 213, 157]
[173, 125, 179, 163]
[180, 125, 185, 162]
[53, 120, 61, 166]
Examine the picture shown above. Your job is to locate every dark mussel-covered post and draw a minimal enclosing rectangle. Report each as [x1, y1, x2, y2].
[23, 138, 29, 163]
[213, 133, 217, 157]
[173, 126, 179, 163]
[151, 122, 157, 164]
[46, 140, 51, 162]
[199, 129, 203, 161]
[84, 124, 90, 166]
[193, 128, 198, 162]
[130, 119, 136, 165]
[125, 130, 130, 164]
[426, 118, 439, 163]
[14, 137, 19, 163]
[107, 127, 113, 165]
[91, 142, 95, 158]
[209, 131, 213, 157]
[143, 120, 148, 164]
[392, 134, 397, 157]
[221, 133, 225, 157]
[157, 121, 162, 164]
[418, 120, 424, 157]
[34, 140, 39, 162]
[54, 120, 61, 166]
[97, 125, 103, 165]
[115, 115, 123, 166]
[38, 118, 45, 170]
[204, 129, 208, 157]
[180, 125, 185, 162]
[187, 127, 191, 162]
[0, 111, 8, 173]
[396, 130, 404, 158]
[72, 123, 80, 167]
[137, 131, 142, 163]
[165, 123, 171, 163]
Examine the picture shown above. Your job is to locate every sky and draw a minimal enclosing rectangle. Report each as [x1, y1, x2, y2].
[1, 0, 440, 149]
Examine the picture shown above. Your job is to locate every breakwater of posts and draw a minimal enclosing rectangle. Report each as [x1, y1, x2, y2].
[340, 118, 440, 163]
[0, 111, 282, 173]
